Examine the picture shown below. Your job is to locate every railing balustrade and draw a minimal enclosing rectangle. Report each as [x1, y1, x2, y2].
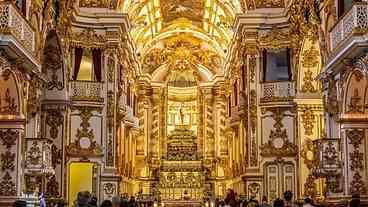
[69, 81, 104, 102]
[330, 3, 368, 51]
[0, 2, 35, 54]
[260, 81, 295, 102]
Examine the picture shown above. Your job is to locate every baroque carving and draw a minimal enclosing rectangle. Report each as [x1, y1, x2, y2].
[249, 90, 257, 133]
[46, 109, 64, 139]
[103, 183, 116, 195]
[249, 56, 256, 83]
[71, 29, 106, 49]
[348, 88, 363, 113]
[301, 108, 315, 136]
[301, 70, 317, 93]
[0, 172, 16, 196]
[300, 138, 316, 169]
[27, 76, 43, 117]
[350, 172, 366, 195]
[255, 0, 284, 8]
[0, 129, 18, 149]
[0, 151, 15, 171]
[260, 108, 298, 157]
[46, 175, 60, 197]
[43, 34, 64, 90]
[0, 88, 17, 114]
[142, 38, 222, 75]
[27, 141, 42, 166]
[258, 28, 291, 49]
[24, 175, 42, 193]
[347, 129, 363, 149]
[304, 174, 316, 198]
[346, 129, 366, 194]
[51, 144, 62, 168]
[79, 0, 121, 9]
[66, 107, 103, 157]
[248, 183, 260, 198]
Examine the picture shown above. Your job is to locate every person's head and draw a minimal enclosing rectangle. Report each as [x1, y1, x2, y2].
[283, 191, 293, 202]
[129, 196, 135, 201]
[350, 194, 360, 207]
[101, 200, 113, 207]
[262, 196, 268, 203]
[76, 191, 91, 206]
[304, 198, 312, 204]
[112, 196, 121, 207]
[89, 196, 98, 206]
[13, 200, 27, 207]
[273, 198, 284, 207]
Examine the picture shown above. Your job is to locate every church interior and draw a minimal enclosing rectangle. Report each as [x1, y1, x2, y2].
[0, 0, 367, 206]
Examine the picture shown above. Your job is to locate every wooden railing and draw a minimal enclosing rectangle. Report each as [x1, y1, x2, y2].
[260, 81, 295, 102]
[69, 81, 104, 102]
[0, 2, 35, 54]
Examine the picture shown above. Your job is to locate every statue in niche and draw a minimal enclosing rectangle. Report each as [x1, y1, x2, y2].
[178, 103, 185, 125]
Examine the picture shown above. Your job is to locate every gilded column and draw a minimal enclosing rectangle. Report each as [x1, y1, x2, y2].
[202, 87, 215, 160]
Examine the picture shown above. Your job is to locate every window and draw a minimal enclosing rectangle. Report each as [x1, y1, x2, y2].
[127, 82, 131, 106]
[233, 81, 238, 106]
[338, 0, 353, 17]
[263, 48, 291, 82]
[15, 0, 27, 16]
[228, 96, 231, 117]
[241, 65, 246, 90]
[73, 48, 102, 81]
[77, 50, 93, 81]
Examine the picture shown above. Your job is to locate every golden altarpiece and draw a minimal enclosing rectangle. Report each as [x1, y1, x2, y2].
[0, 0, 368, 206]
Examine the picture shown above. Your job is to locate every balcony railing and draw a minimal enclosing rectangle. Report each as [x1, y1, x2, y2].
[0, 2, 35, 54]
[260, 81, 295, 102]
[330, 3, 368, 51]
[69, 81, 104, 102]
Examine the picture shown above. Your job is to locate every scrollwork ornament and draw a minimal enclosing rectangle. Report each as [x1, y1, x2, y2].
[349, 151, 364, 171]
[301, 70, 317, 93]
[0, 151, 15, 171]
[46, 109, 64, 139]
[27, 141, 42, 166]
[46, 175, 59, 197]
[260, 108, 298, 157]
[0, 172, 16, 196]
[350, 172, 366, 195]
[103, 183, 116, 195]
[304, 174, 316, 198]
[302, 108, 315, 136]
[346, 129, 364, 149]
[0, 129, 18, 149]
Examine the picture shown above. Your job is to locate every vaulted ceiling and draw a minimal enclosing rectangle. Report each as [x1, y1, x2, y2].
[121, 0, 290, 82]
[122, 0, 241, 54]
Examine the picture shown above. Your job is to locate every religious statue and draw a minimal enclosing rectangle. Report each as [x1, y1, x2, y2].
[178, 103, 185, 125]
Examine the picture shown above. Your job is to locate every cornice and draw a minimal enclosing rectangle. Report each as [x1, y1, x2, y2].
[71, 8, 131, 33]
[233, 10, 290, 33]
